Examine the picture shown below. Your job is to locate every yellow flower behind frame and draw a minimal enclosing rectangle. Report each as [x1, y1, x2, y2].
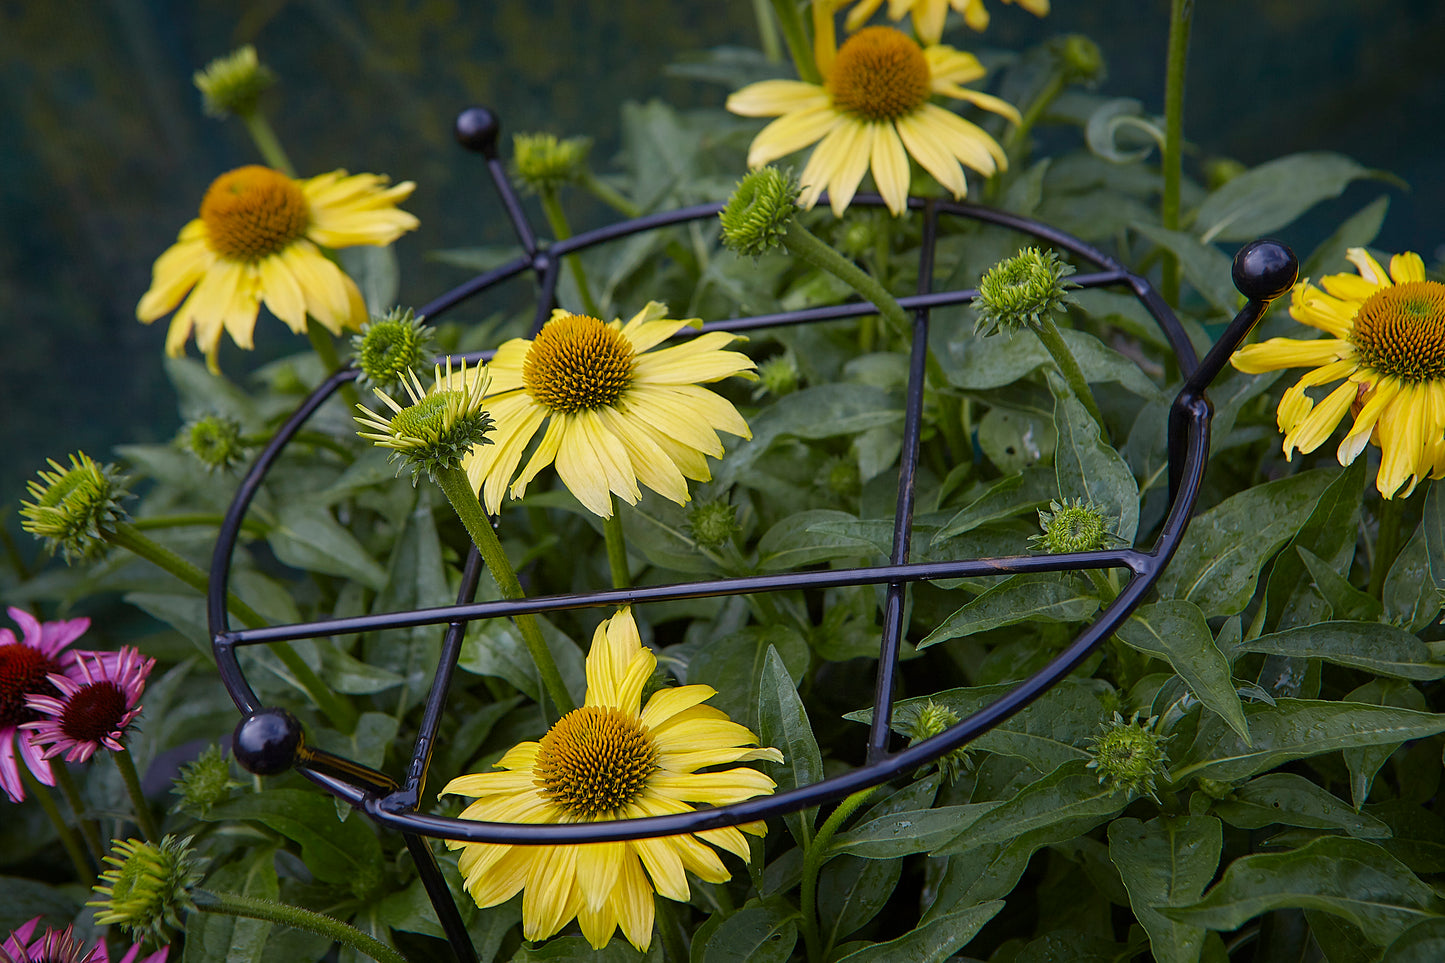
[1230, 248, 1445, 498]
[726, 25, 1019, 216]
[442, 607, 783, 950]
[844, 0, 1050, 44]
[464, 302, 754, 518]
[137, 165, 418, 371]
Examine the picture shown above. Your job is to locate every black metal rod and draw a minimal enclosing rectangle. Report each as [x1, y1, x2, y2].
[404, 833, 479, 963]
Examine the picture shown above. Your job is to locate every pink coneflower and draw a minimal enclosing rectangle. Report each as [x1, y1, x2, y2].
[1, 916, 168, 963]
[0, 607, 89, 802]
[23, 648, 154, 764]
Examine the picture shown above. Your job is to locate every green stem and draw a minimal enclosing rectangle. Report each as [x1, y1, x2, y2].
[751, 0, 783, 62]
[539, 188, 602, 318]
[240, 110, 296, 177]
[105, 522, 358, 733]
[115, 748, 161, 842]
[1086, 568, 1117, 604]
[51, 762, 104, 863]
[1368, 495, 1409, 600]
[604, 497, 632, 590]
[433, 467, 576, 714]
[21, 767, 93, 881]
[1003, 70, 1066, 160]
[193, 889, 412, 963]
[308, 319, 364, 412]
[1160, 0, 1194, 307]
[1033, 316, 1108, 440]
[801, 787, 883, 962]
[781, 222, 911, 339]
[770, 0, 820, 83]
[579, 170, 642, 219]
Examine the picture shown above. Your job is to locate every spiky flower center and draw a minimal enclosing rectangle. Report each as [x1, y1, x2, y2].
[389, 392, 454, 442]
[0, 645, 62, 728]
[200, 166, 310, 262]
[59, 681, 128, 744]
[524, 314, 635, 413]
[1350, 281, 1445, 383]
[534, 705, 658, 818]
[827, 27, 932, 122]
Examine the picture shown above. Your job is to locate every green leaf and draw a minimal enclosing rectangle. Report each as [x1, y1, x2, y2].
[1238, 621, 1445, 680]
[513, 935, 648, 962]
[833, 900, 1004, 963]
[458, 614, 585, 707]
[919, 573, 1099, 647]
[1341, 679, 1427, 809]
[934, 760, 1129, 855]
[933, 466, 1055, 542]
[820, 853, 902, 946]
[1174, 698, 1445, 783]
[1050, 369, 1140, 543]
[1155, 468, 1338, 617]
[1302, 196, 1390, 280]
[185, 846, 279, 963]
[1262, 457, 1365, 633]
[977, 405, 1056, 475]
[756, 645, 822, 848]
[201, 789, 384, 888]
[1212, 773, 1391, 838]
[1297, 546, 1383, 622]
[937, 325, 1163, 399]
[756, 510, 876, 570]
[1166, 837, 1442, 946]
[312, 638, 406, 694]
[1130, 223, 1238, 316]
[1117, 600, 1249, 742]
[701, 897, 800, 963]
[269, 500, 388, 590]
[1195, 152, 1383, 243]
[337, 245, 399, 314]
[688, 624, 810, 724]
[1108, 816, 1223, 963]
[1423, 482, 1445, 595]
[1381, 917, 1445, 961]
[0, 876, 82, 941]
[1384, 526, 1439, 632]
[830, 804, 1003, 859]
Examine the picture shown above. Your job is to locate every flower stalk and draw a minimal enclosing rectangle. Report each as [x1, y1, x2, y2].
[770, 0, 821, 83]
[192, 889, 412, 963]
[20, 766, 93, 880]
[51, 761, 105, 863]
[603, 496, 632, 590]
[1160, 0, 1194, 306]
[800, 786, 882, 962]
[115, 748, 161, 842]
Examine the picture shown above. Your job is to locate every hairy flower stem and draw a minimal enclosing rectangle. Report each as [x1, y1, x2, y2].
[240, 110, 296, 177]
[781, 223, 910, 339]
[1160, 0, 1193, 306]
[193, 889, 412, 963]
[1003, 70, 1067, 161]
[433, 466, 577, 714]
[539, 189, 602, 318]
[50, 763, 104, 863]
[604, 496, 632, 590]
[115, 748, 161, 842]
[801, 786, 883, 963]
[307, 319, 364, 413]
[20, 767, 93, 880]
[1033, 316, 1108, 439]
[770, 0, 821, 84]
[579, 170, 642, 219]
[104, 521, 358, 733]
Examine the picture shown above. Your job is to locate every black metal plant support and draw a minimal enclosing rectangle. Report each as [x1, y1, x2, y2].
[208, 107, 1299, 962]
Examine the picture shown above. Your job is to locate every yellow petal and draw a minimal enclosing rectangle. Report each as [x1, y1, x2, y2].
[611, 849, 656, 950]
[594, 406, 691, 505]
[1390, 251, 1427, 284]
[640, 685, 717, 730]
[1346, 248, 1389, 286]
[746, 106, 847, 170]
[137, 233, 214, 321]
[1282, 380, 1356, 458]
[510, 412, 569, 503]
[521, 845, 580, 941]
[256, 254, 309, 333]
[575, 841, 625, 912]
[1230, 338, 1351, 373]
[632, 836, 689, 902]
[726, 80, 831, 118]
[464, 392, 547, 514]
[871, 124, 911, 216]
[896, 111, 967, 199]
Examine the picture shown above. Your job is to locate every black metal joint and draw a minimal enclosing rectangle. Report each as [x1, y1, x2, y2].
[233, 707, 304, 776]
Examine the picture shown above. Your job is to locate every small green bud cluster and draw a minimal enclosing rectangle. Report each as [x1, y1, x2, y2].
[1056, 34, 1105, 85]
[687, 500, 741, 550]
[351, 307, 436, 391]
[1031, 498, 1116, 553]
[820, 457, 861, 500]
[194, 45, 275, 118]
[720, 167, 799, 258]
[906, 700, 972, 783]
[355, 358, 495, 485]
[20, 452, 130, 562]
[171, 744, 240, 817]
[1086, 712, 1171, 801]
[182, 414, 248, 472]
[512, 132, 592, 195]
[973, 247, 1077, 336]
[89, 835, 206, 944]
[755, 353, 800, 398]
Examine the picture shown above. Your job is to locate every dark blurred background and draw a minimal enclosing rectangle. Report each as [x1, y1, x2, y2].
[2, 0, 1441, 536]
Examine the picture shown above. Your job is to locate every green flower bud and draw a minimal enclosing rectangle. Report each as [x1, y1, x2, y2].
[1030, 498, 1117, 554]
[89, 835, 207, 944]
[351, 307, 436, 391]
[1086, 712, 1171, 801]
[973, 247, 1077, 336]
[1056, 35, 1105, 85]
[820, 456, 861, 500]
[512, 132, 592, 195]
[20, 452, 130, 562]
[171, 744, 240, 817]
[687, 500, 741, 549]
[193, 45, 275, 118]
[354, 357, 495, 485]
[720, 167, 799, 258]
[756, 353, 800, 398]
[1204, 156, 1249, 191]
[181, 414, 248, 473]
[906, 700, 972, 783]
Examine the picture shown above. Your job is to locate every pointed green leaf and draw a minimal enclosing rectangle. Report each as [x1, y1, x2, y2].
[1213, 773, 1390, 838]
[701, 897, 799, 963]
[1381, 917, 1445, 961]
[1050, 369, 1140, 543]
[830, 804, 1004, 859]
[933, 466, 1056, 543]
[757, 510, 875, 570]
[820, 854, 902, 947]
[1130, 223, 1238, 316]
[1384, 526, 1440, 632]
[1117, 600, 1250, 741]
[833, 901, 1003, 963]
[268, 500, 388, 590]
[1108, 816, 1223, 963]
[1239, 621, 1445, 680]
[1341, 680, 1427, 809]
[1194, 152, 1383, 243]
[1263, 457, 1365, 632]
[1297, 546, 1382, 622]
[919, 573, 1099, 648]
[934, 760, 1129, 855]
[756, 646, 822, 848]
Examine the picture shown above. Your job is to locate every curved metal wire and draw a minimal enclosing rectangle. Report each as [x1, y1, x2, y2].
[207, 108, 1295, 961]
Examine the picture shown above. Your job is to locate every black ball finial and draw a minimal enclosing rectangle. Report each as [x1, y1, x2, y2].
[455, 107, 500, 158]
[233, 707, 304, 776]
[1232, 239, 1298, 302]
